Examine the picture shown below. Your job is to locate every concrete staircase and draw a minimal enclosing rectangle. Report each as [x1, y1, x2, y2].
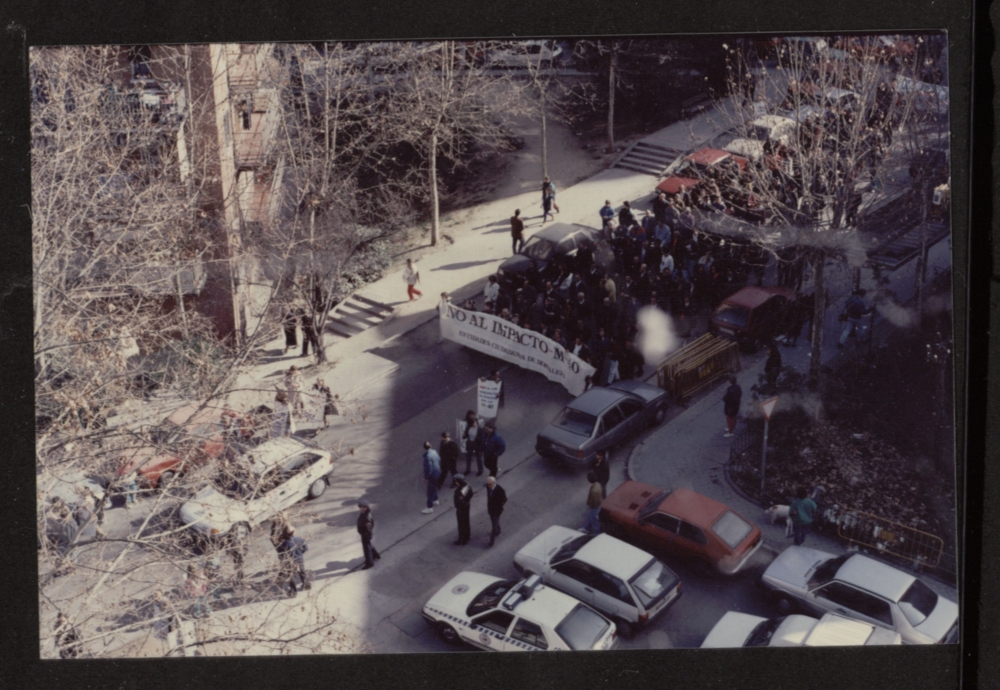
[324, 293, 396, 341]
[613, 141, 682, 176]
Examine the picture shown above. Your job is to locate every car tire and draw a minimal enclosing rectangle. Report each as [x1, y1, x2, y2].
[308, 478, 327, 500]
[436, 622, 461, 645]
[651, 404, 667, 427]
[231, 522, 251, 541]
[158, 471, 175, 488]
[614, 618, 636, 640]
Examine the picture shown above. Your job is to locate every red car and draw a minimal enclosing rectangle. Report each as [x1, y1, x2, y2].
[656, 148, 749, 197]
[599, 481, 763, 576]
[709, 285, 797, 353]
[116, 404, 243, 489]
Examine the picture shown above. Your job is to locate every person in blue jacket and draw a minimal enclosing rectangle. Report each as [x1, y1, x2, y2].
[482, 424, 506, 478]
[421, 441, 441, 515]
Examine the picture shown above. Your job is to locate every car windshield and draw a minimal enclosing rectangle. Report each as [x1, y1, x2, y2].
[553, 408, 597, 437]
[521, 237, 556, 261]
[552, 534, 595, 563]
[675, 159, 702, 177]
[555, 604, 610, 650]
[898, 579, 939, 627]
[751, 124, 775, 141]
[713, 303, 750, 329]
[467, 579, 519, 617]
[808, 554, 851, 587]
[712, 511, 753, 549]
[629, 560, 679, 608]
[745, 616, 787, 647]
[638, 490, 672, 520]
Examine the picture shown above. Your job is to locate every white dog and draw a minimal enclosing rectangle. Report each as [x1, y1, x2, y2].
[765, 505, 793, 538]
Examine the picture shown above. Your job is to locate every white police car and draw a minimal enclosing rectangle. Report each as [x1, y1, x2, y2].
[422, 572, 619, 652]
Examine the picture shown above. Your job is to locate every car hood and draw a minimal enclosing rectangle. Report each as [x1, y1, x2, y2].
[515, 526, 584, 573]
[608, 380, 664, 404]
[180, 486, 248, 532]
[763, 546, 835, 590]
[701, 612, 768, 648]
[602, 481, 661, 521]
[913, 595, 959, 643]
[424, 572, 506, 619]
[538, 424, 590, 452]
[498, 254, 535, 276]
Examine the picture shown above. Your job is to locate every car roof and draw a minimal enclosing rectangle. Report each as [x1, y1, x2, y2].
[243, 437, 321, 474]
[722, 286, 796, 310]
[659, 487, 729, 527]
[656, 176, 701, 195]
[505, 582, 584, 623]
[576, 534, 654, 580]
[685, 148, 730, 167]
[530, 223, 595, 244]
[803, 613, 879, 646]
[837, 554, 916, 602]
[567, 387, 632, 415]
[752, 114, 796, 129]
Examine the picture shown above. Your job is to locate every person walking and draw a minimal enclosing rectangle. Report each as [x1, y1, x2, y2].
[312, 378, 338, 429]
[403, 258, 422, 301]
[461, 411, 484, 476]
[543, 176, 560, 213]
[764, 343, 782, 389]
[277, 527, 311, 596]
[437, 431, 460, 489]
[421, 441, 441, 514]
[281, 306, 299, 355]
[541, 187, 554, 224]
[511, 209, 525, 254]
[722, 376, 742, 437]
[452, 474, 474, 545]
[590, 450, 611, 499]
[284, 365, 305, 414]
[789, 487, 818, 546]
[485, 476, 507, 548]
[356, 499, 380, 569]
[482, 424, 506, 478]
[300, 310, 321, 358]
[583, 471, 603, 535]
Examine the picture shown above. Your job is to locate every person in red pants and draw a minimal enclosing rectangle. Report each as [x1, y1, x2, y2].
[404, 259, 422, 301]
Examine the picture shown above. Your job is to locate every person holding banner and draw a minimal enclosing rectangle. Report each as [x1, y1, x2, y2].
[482, 424, 506, 478]
[421, 442, 441, 515]
[461, 411, 484, 477]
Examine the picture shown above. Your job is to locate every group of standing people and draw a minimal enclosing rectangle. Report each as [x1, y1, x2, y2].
[281, 305, 321, 358]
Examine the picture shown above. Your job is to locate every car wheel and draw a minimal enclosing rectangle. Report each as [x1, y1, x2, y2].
[774, 594, 796, 614]
[651, 403, 667, 427]
[158, 471, 175, 488]
[308, 478, 327, 499]
[231, 522, 251, 541]
[436, 622, 461, 645]
[614, 618, 636, 640]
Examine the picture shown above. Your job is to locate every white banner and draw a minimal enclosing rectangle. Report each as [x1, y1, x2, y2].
[477, 379, 502, 419]
[439, 304, 596, 396]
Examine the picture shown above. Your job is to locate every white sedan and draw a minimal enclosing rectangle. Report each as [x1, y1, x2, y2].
[180, 437, 336, 539]
[422, 572, 618, 652]
[701, 611, 902, 648]
[760, 546, 959, 644]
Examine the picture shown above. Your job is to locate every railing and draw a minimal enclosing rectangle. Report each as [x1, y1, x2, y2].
[834, 508, 945, 572]
[656, 333, 741, 403]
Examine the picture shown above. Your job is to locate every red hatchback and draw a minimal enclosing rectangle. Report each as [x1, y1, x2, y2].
[600, 481, 763, 576]
[709, 285, 797, 353]
[656, 148, 749, 197]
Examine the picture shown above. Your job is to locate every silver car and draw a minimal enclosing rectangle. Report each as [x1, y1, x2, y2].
[535, 380, 669, 465]
[760, 546, 959, 644]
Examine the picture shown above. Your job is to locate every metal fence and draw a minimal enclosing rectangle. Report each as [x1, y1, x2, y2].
[834, 508, 945, 573]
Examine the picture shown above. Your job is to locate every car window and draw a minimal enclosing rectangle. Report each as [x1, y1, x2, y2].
[555, 560, 598, 588]
[618, 399, 643, 419]
[284, 452, 324, 476]
[551, 534, 595, 563]
[711, 511, 754, 549]
[467, 579, 519, 617]
[745, 616, 788, 647]
[644, 512, 680, 533]
[521, 237, 556, 261]
[601, 407, 625, 433]
[678, 520, 708, 545]
[554, 605, 610, 651]
[553, 408, 598, 437]
[473, 610, 514, 635]
[818, 582, 894, 626]
[591, 569, 634, 605]
[714, 303, 750, 329]
[255, 467, 285, 497]
[558, 235, 577, 253]
[809, 554, 851, 587]
[898, 579, 939, 627]
[510, 618, 548, 649]
[629, 559, 680, 609]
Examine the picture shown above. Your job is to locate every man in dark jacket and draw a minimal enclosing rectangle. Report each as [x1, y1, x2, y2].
[485, 476, 508, 547]
[510, 209, 525, 254]
[618, 200, 636, 229]
[722, 376, 742, 437]
[590, 450, 611, 499]
[300, 311, 320, 358]
[437, 431, 461, 489]
[357, 500, 380, 569]
[482, 424, 506, 477]
[764, 343, 782, 388]
[452, 474, 474, 545]
[277, 527, 310, 596]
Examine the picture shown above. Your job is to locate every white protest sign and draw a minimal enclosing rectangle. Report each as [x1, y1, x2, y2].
[439, 304, 596, 396]
[477, 378, 502, 419]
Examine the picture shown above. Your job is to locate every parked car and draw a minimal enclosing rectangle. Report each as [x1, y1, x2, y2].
[116, 404, 244, 489]
[513, 526, 682, 639]
[760, 546, 959, 644]
[701, 611, 902, 648]
[656, 148, 748, 197]
[600, 481, 763, 575]
[535, 380, 669, 466]
[709, 285, 797, 352]
[486, 40, 562, 69]
[723, 115, 797, 163]
[496, 222, 602, 290]
[179, 437, 336, 540]
[422, 572, 619, 651]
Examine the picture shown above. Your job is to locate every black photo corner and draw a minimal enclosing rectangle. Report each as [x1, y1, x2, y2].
[0, 0, 994, 688]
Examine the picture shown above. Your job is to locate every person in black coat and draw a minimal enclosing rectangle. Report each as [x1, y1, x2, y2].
[618, 200, 635, 229]
[722, 376, 742, 437]
[764, 343, 782, 388]
[485, 476, 508, 547]
[281, 306, 299, 355]
[452, 475, 474, 545]
[437, 431, 461, 489]
[356, 500, 380, 569]
[300, 310, 320, 358]
[590, 450, 611, 499]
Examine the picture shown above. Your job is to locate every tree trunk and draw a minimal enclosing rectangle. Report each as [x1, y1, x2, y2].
[808, 249, 827, 389]
[540, 93, 548, 179]
[915, 179, 928, 318]
[429, 131, 440, 246]
[607, 48, 617, 154]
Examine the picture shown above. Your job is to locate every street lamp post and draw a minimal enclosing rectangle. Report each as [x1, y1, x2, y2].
[760, 396, 778, 497]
